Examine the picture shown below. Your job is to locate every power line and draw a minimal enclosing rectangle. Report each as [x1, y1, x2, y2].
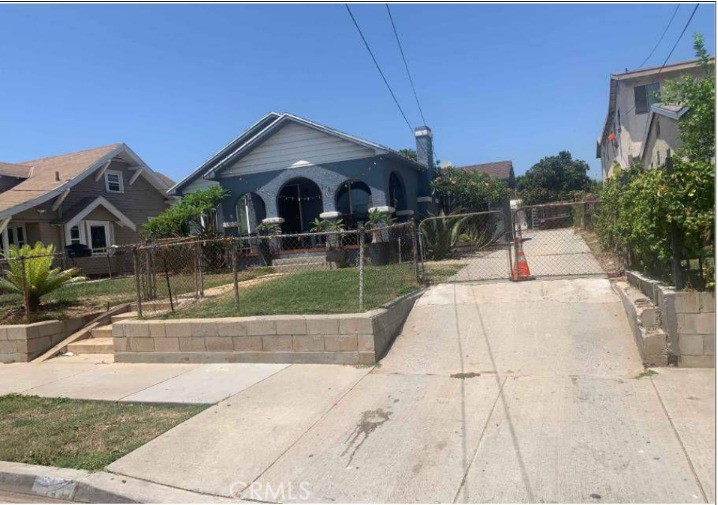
[345, 4, 414, 134]
[623, 4, 700, 117]
[656, 3, 700, 78]
[386, 4, 427, 126]
[637, 4, 680, 69]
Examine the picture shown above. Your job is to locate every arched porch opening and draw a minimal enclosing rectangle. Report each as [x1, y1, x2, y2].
[388, 172, 407, 213]
[336, 180, 372, 228]
[235, 192, 266, 236]
[277, 177, 323, 234]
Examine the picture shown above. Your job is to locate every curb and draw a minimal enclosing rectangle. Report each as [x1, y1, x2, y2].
[0, 461, 235, 503]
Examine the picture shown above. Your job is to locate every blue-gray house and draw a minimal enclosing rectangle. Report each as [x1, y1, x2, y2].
[169, 112, 437, 235]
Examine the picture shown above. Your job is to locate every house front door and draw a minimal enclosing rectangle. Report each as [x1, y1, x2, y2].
[85, 221, 111, 255]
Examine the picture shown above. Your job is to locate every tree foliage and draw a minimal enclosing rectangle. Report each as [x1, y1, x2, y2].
[431, 167, 509, 212]
[142, 186, 230, 240]
[0, 243, 83, 312]
[517, 151, 593, 205]
[596, 34, 715, 288]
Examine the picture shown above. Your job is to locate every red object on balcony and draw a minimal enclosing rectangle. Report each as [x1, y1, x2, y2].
[608, 133, 616, 141]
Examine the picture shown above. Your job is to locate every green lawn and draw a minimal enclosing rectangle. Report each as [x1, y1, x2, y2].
[0, 394, 206, 471]
[160, 263, 422, 318]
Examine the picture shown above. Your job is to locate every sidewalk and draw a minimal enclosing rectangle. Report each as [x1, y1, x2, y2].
[1, 279, 714, 503]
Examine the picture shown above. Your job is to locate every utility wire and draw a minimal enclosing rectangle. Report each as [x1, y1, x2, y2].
[386, 4, 427, 126]
[623, 4, 700, 117]
[637, 4, 680, 69]
[656, 3, 700, 78]
[345, 4, 414, 134]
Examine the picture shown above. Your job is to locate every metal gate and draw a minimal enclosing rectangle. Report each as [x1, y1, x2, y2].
[418, 210, 512, 284]
[511, 200, 605, 280]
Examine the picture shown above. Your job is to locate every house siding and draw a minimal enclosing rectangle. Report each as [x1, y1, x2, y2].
[221, 122, 377, 176]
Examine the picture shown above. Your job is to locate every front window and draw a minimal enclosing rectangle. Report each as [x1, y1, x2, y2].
[634, 82, 660, 114]
[105, 170, 124, 193]
[7, 225, 26, 248]
[70, 226, 81, 245]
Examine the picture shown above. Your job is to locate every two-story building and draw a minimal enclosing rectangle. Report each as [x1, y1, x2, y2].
[0, 143, 174, 272]
[596, 58, 710, 179]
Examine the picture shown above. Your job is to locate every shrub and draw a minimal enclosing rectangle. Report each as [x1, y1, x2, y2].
[420, 211, 468, 260]
[0, 243, 83, 312]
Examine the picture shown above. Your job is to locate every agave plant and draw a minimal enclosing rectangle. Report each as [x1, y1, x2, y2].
[0, 243, 83, 312]
[420, 211, 469, 261]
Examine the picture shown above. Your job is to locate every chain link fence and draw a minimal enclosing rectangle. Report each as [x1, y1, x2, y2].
[132, 222, 421, 318]
[418, 210, 511, 283]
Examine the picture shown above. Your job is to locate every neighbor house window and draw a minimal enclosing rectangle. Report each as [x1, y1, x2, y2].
[70, 226, 81, 245]
[634, 82, 660, 114]
[7, 225, 26, 248]
[105, 170, 124, 193]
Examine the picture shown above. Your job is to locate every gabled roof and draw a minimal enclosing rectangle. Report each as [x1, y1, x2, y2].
[0, 143, 171, 219]
[0, 162, 31, 179]
[170, 112, 426, 195]
[638, 103, 690, 160]
[597, 58, 712, 147]
[455, 161, 514, 180]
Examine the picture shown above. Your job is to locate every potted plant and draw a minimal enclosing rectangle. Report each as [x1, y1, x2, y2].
[311, 218, 348, 267]
[366, 209, 396, 266]
[256, 222, 281, 266]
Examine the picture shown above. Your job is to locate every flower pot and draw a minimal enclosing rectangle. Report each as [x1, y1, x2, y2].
[326, 248, 348, 268]
[368, 242, 395, 266]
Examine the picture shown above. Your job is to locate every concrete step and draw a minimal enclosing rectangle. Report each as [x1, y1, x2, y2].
[111, 312, 138, 323]
[272, 263, 331, 273]
[90, 324, 113, 339]
[272, 255, 326, 267]
[67, 337, 114, 354]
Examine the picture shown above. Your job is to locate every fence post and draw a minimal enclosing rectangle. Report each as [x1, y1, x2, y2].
[162, 255, 174, 312]
[665, 157, 685, 290]
[132, 247, 143, 318]
[106, 248, 113, 280]
[358, 223, 365, 312]
[195, 242, 205, 297]
[232, 239, 240, 311]
[411, 220, 419, 282]
[19, 256, 30, 320]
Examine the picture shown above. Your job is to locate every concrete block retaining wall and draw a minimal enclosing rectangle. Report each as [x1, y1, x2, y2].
[0, 313, 102, 363]
[626, 271, 715, 368]
[114, 291, 422, 365]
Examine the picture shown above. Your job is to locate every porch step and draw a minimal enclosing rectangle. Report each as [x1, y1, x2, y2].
[272, 255, 327, 267]
[90, 324, 113, 339]
[67, 337, 114, 355]
[272, 263, 331, 273]
[111, 312, 138, 323]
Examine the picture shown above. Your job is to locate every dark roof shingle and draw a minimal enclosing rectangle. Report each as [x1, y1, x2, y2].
[455, 161, 514, 180]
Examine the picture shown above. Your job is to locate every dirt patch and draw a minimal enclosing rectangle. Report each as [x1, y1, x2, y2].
[576, 229, 624, 276]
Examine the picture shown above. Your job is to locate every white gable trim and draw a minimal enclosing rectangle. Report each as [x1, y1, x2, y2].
[65, 196, 137, 232]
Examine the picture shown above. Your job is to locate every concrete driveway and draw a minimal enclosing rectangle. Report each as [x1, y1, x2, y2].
[103, 278, 714, 503]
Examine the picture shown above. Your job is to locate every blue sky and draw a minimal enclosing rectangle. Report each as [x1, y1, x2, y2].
[0, 3, 714, 182]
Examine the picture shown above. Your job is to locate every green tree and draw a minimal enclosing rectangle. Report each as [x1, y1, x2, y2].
[399, 148, 417, 161]
[142, 186, 230, 240]
[517, 151, 593, 205]
[431, 167, 509, 211]
[0, 243, 83, 312]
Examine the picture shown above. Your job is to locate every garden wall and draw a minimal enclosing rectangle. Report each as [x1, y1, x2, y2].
[0, 313, 103, 363]
[626, 271, 715, 368]
[113, 291, 422, 365]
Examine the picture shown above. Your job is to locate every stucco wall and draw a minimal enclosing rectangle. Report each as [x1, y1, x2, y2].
[218, 155, 420, 229]
[642, 116, 682, 170]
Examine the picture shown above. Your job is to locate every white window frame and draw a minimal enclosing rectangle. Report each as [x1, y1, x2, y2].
[85, 220, 113, 255]
[2, 224, 27, 255]
[105, 170, 124, 193]
[69, 225, 82, 245]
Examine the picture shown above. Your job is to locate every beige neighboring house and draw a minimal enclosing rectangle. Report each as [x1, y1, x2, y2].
[0, 143, 174, 270]
[596, 58, 712, 179]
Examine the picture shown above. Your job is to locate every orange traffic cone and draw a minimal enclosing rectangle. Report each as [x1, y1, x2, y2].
[512, 237, 535, 281]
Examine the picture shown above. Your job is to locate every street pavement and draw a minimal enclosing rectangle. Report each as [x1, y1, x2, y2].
[97, 278, 714, 503]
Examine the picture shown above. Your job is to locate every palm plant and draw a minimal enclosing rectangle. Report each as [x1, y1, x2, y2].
[0, 243, 83, 312]
[420, 211, 469, 260]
